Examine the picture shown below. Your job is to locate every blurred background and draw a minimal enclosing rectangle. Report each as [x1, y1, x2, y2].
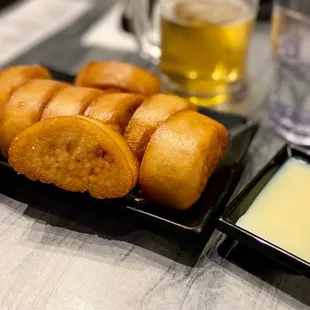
[0, 0, 273, 21]
[0, 0, 308, 145]
[0, 0, 273, 70]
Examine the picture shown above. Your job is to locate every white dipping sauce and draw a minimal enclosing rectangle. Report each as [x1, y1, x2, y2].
[237, 158, 310, 262]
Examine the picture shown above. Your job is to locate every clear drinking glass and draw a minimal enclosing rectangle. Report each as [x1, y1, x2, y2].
[132, 0, 259, 106]
[270, 0, 310, 145]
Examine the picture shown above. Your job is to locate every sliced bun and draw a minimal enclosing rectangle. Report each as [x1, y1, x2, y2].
[0, 65, 51, 122]
[124, 94, 196, 161]
[139, 110, 228, 210]
[75, 61, 161, 96]
[1, 79, 67, 157]
[9, 116, 139, 198]
[41, 86, 103, 120]
[84, 93, 145, 134]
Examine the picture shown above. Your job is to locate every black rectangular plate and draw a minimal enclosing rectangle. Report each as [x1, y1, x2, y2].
[0, 68, 259, 235]
[218, 145, 310, 278]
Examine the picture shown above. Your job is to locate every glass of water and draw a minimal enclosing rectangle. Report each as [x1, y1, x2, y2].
[270, 0, 310, 145]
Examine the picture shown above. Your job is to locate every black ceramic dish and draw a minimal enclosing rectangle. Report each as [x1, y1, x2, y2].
[218, 145, 310, 278]
[0, 68, 259, 236]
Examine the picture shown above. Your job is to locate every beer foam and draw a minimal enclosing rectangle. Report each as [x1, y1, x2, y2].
[162, 0, 255, 26]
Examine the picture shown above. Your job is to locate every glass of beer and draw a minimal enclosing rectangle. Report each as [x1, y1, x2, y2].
[132, 0, 259, 106]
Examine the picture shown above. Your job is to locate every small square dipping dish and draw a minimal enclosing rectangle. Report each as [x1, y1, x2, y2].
[218, 144, 310, 278]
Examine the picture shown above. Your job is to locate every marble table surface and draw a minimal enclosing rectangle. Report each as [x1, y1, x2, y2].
[0, 1, 309, 309]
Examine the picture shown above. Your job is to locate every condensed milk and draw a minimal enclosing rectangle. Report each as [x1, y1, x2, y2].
[237, 158, 310, 262]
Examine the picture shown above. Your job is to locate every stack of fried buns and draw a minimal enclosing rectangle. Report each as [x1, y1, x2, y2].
[0, 61, 228, 210]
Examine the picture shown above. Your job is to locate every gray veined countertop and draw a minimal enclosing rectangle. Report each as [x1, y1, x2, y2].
[0, 1, 309, 309]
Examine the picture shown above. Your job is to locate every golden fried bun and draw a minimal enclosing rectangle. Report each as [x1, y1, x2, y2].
[75, 61, 161, 96]
[84, 93, 145, 134]
[124, 94, 196, 161]
[0, 65, 51, 121]
[8, 116, 139, 198]
[41, 86, 103, 120]
[202, 116, 228, 149]
[139, 110, 228, 210]
[1, 79, 67, 157]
